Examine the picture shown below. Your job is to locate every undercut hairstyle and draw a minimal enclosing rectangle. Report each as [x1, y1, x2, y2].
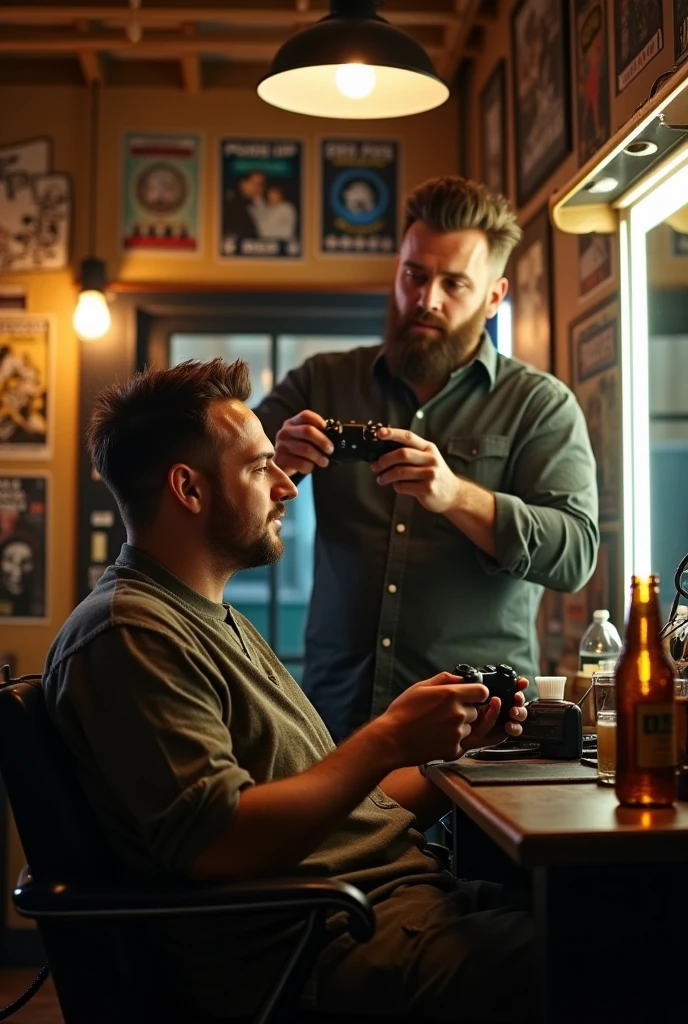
[87, 358, 251, 531]
[403, 175, 523, 274]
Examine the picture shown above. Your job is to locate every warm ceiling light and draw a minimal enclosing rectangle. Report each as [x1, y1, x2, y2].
[257, 0, 449, 119]
[73, 257, 111, 341]
[587, 176, 619, 194]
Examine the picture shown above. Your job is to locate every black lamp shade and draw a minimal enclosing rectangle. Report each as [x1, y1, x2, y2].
[257, 3, 449, 119]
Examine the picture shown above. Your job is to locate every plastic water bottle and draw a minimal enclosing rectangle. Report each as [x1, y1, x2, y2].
[578, 609, 622, 675]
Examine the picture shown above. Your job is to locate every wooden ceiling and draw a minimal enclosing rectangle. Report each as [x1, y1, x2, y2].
[0, 0, 497, 92]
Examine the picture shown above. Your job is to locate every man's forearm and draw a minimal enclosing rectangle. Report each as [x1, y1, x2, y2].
[188, 718, 399, 883]
[442, 476, 497, 556]
[379, 766, 452, 832]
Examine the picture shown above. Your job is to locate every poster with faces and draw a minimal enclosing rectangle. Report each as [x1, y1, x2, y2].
[0, 474, 48, 622]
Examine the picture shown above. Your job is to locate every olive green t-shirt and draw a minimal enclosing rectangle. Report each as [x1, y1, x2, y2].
[43, 544, 446, 1017]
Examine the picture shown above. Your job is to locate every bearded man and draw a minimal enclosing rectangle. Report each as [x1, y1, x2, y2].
[255, 175, 599, 742]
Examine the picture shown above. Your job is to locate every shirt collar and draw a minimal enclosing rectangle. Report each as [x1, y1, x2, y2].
[373, 331, 498, 394]
[115, 543, 228, 621]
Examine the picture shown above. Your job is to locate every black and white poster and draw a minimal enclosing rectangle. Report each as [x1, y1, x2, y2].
[614, 0, 663, 93]
[0, 137, 72, 272]
[0, 474, 48, 622]
[320, 139, 398, 256]
[219, 138, 302, 260]
[511, 0, 571, 206]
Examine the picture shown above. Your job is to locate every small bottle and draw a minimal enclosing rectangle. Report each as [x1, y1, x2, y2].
[615, 576, 676, 808]
[579, 609, 622, 676]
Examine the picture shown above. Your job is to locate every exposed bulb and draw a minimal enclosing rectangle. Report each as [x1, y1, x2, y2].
[73, 290, 111, 341]
[335, 63, 376, 100]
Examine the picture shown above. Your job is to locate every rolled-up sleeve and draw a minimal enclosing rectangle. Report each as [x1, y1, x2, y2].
[50, 626, 253, 875]
[478, 382, 599, 591]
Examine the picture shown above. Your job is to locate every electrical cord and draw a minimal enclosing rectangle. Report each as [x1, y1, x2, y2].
[0, 963, 50, 1020]
[659, 551, 688, 639]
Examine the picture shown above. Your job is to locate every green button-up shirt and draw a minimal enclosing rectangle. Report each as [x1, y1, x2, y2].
[255, 335, 599, 741]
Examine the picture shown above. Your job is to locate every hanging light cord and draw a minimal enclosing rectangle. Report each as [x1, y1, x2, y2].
[88, 80, 100, 257]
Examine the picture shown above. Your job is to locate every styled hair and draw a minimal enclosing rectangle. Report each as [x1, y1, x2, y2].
[403, 175, 522, 273]
[87, 358, 251, 531]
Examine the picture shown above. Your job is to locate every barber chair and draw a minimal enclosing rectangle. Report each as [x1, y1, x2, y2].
[0, 676, 376, 1024]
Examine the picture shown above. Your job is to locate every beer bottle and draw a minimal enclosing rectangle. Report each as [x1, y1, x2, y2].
[615, 575, 676, 807]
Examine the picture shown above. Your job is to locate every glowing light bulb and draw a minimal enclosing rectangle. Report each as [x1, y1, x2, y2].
[73, 290, 111, 340]
[335, 63, 376, 100]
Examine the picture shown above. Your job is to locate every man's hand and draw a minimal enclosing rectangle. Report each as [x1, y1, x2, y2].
[370, 427, 461, 514]
[378, 672, 489, 766]
[460, 676, 530, 752]
[273, 410, 333, 477]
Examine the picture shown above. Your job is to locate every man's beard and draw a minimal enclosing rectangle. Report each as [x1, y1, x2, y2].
[383, 295, 488, 384]
[205, 486, 286, 572]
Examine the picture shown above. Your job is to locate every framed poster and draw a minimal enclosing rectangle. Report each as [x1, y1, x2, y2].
[0, 313, 52, 458]
[575, 0, 610, 166]
[0, 473, 48, 622]
[121, 133, 201, 254]
[676, 0, 688, 61]
[219, 138, 303, 260]
[614, 0, 663, 93]
[578, 232, 614, 300]
[570, 297, 621, 522]
[320, 139, 398, 255]
[673, 230, 688, 255]
[510, 206, 552, 372]
[480, 61, 507, 196]
[511, 0, 571, 206]
[0, 137, 71, 272]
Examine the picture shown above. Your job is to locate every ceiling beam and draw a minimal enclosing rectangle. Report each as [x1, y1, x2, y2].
[0, 3, 459, 28]
[76, 15, 101, 84]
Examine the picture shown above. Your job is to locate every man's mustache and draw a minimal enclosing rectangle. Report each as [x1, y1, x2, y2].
[268, 502, 287, 523]
[400, 309, 448, 334]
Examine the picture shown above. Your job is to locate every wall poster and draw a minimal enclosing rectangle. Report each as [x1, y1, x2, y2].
[510, 206, 552, 372]
[219, 138, 303, 260]
[122, 133, 201, 253]
[571, 297, 621, 522]
[0, 473, 48, 622]
[676, 0, 688, 61]
[614, 0, 664, 93]
[578, 232, 614, 300]
[511, 0, 571, 205]
[480, 61, 508, 197]
[575, 0, 610, 166]
[0, 137, 72, 272]
[0, 314, 52, 458]
[320, 139, 398, 255]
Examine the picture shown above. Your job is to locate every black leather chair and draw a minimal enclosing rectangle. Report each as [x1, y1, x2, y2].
[0, 676, 375, 1024]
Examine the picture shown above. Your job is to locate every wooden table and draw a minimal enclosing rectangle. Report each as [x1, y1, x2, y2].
[428, 768, 688, 1023]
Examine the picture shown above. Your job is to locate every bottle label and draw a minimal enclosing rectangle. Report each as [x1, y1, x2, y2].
[635, 704, 676, 768]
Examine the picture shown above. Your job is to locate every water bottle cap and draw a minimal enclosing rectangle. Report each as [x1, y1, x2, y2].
[534, 676, 567, 701]
[592, 609, 610, 622]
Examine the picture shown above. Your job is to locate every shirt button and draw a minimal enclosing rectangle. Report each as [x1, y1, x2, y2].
[387, 583, 398, 594]
[415, 410, 424, 420]
[471, 448, 478, 456]
[381, 637, 392, 648]
[395, 523, 406, 534]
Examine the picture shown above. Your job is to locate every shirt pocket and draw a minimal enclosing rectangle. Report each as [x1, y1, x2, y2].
[444, 434, 510, 492]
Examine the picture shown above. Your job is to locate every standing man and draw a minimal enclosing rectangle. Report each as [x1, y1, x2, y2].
[255, 175, 599, 742]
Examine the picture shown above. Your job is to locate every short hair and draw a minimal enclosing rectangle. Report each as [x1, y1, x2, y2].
[403, 175, 522, 273]
[87, 358, 251, 531]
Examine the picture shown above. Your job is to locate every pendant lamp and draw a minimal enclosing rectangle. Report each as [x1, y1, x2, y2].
[73, 82, 111, 341]
[257, 0, 450, 119]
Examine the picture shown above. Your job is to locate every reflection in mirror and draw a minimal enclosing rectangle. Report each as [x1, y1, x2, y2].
[646, 216, 688, 622]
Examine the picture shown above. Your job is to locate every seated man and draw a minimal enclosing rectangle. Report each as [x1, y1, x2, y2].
[44, 358, 533, 1023]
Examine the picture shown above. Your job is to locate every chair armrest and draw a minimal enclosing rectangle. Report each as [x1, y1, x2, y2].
[13, 866, 374, 942]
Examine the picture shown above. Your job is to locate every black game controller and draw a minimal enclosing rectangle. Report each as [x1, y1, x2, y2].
[323, 419, 404, 463]
[453, 663, 520, 728]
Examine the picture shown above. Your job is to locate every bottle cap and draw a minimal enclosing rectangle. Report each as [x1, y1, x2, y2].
[592, 609, 610, 622]
[534, 676, 567, 701]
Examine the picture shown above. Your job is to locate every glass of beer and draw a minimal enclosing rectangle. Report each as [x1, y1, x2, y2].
[593, 672, 616, 785]
[675, 677, 688, 767]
